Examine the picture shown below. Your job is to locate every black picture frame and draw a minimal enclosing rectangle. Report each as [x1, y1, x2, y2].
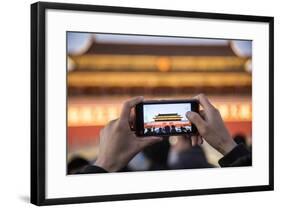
[31, 1, 274, 205]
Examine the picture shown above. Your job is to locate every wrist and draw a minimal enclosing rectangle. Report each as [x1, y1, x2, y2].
[217, 137, 237, 156]
[94, 157, 117, 172]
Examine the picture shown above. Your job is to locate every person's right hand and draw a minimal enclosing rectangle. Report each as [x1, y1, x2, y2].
[94, 96, 163, 172]
[186, 94, 237, 155]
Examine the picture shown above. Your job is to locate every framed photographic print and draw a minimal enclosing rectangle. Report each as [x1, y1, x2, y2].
[31, 1, 274, 205]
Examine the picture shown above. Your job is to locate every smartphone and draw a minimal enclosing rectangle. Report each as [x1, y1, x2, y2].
[135, 99, 199, 137]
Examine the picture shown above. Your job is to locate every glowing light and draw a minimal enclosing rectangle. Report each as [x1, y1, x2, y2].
[80, 107, 93, 123]
[240, 104, 251, 120]
[68, 107, 79, 124]
[245, 59, 252, 73]
[169, 136, 178, 145]
[156, 57, 171, 72]
[67, 57, 76, 71]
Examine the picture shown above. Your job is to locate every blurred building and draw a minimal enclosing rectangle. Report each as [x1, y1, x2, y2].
[153, 114, 183, 122]
[67, 35, 252, 164]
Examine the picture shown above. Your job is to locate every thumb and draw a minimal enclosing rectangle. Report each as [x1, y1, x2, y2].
[138, 136, 163, 149]
[186, 111, 207, 135]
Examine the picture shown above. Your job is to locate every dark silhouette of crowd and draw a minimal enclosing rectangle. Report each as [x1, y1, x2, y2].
[144, 125, 191, 135]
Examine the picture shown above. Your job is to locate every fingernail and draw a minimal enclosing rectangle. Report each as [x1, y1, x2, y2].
[186, 111, 192, 117]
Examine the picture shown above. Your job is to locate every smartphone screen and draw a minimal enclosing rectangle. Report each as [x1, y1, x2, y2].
[135, 100, 198, 136]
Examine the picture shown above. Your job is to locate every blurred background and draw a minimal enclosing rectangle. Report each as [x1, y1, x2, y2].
[67, 32, 252, 174]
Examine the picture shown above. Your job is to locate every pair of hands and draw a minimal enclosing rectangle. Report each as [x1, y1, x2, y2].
[95, 94, 237, 172]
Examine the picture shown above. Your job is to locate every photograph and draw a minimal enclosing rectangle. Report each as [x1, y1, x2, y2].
[67, 32, 252, 174]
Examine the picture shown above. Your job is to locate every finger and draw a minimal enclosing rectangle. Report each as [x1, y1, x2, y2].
[191, 135, 198, 146]
[129, 108, 136, 130]
[138, 136, 163, 149]
[175, 135, 190, 147]
[197, 136, 203, 145]
[186, 111, 207, 135]
[199, 110, 206, 120]
[180, 134, 192, 146]
[194, 94, 215, 111]
[120, 96, 144, 122]
[182, 134, 191, 140]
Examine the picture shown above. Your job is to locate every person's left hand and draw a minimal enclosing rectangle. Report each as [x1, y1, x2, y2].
[94, 96, 163, 172]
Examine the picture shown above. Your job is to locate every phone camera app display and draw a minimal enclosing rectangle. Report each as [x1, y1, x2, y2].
[143, 103, 192, 136]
